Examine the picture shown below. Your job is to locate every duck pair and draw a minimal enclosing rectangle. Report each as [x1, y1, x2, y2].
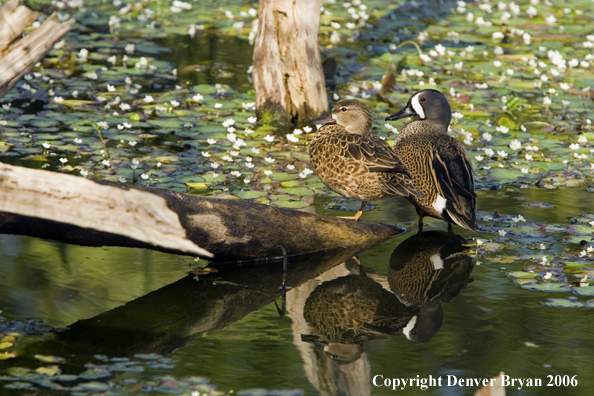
[309, 89, 478, 233]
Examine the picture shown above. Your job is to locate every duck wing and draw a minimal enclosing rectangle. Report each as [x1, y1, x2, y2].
[429, 140, 478, 231]
[345, 135, 423, 197]
[345, 134, 408, 173]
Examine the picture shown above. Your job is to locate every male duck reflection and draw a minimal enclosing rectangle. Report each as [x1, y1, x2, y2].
[387, 231, 474, 342]
[386, 89, 478, 233]
[309, 100, 422, 221]
[300, 231, 474, 364]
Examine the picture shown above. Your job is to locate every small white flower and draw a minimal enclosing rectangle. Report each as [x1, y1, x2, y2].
[248, 116, 257, 123]
[264, 135, 275, 143]
[211, 162, 220, 169]
[286, 164, 295, 170]
[303, 126, 312, 133]
[482, 132, 492, 141]
[525, 154, 533, 161]
[73, 138, 83, 144]
[230, 150, 239, 157]
[80, 169, 89, 177]
[521, 168, 529, 174]
[201, 151, 211, 157]
[214, 103, 223, 109]
[264, 157, 275, 163]
[53, 96, 64, 103]
[492, 31, 504, 41]
[141, 173, 149, 180]
[230, 171, 241, 177]
[452, 112, 464, 119]
[59, 158, 68, 164]
[102, 159, 111, 166]
[42, 142, 51, 149]
[497, 150, 508, 158]
[543, 97, 552, 106]
[222, 118, 235, 127]
[192, 93, 204, 102]
[569, 143, 580, 150]
[264, 170, 273, 176]
[144, 95, 154, 103]
[509, 139, 522, 150]
[251, 147, 260, 154]
[498, 229, 506, 237]
[496, 125, 509, 134]
[243, 177, 251, 184]
[475, 155, 484, 161]
[207, 138, 217, 144]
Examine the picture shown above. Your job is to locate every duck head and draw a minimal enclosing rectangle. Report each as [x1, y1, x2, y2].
[310, 99, 373, 135]
[385, 89, 452, 129]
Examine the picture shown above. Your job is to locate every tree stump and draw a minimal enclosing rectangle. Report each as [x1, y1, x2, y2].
[0, 0, 74, 97]
[252, 0, 328, 129]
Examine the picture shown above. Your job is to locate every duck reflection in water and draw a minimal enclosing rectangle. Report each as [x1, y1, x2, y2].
[298, 230, 474, 363]
[292, 231, 474, 395]
[388, 230, 475, 343]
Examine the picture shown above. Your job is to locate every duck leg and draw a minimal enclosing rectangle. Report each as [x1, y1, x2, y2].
[339, 201, 366, 221]
[417, 215, 424, 235]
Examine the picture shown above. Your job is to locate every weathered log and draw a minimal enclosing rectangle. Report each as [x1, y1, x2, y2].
[0, 163, 404, 262]
[0, 0, 74, 97]
[252, 0, 328, 128]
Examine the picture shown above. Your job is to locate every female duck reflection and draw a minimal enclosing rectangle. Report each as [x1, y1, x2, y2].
[300, 231, 475, 364]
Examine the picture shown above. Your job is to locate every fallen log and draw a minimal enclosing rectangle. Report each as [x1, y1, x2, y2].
[0, 163, 404, 262]
[0, 0, 75, 97]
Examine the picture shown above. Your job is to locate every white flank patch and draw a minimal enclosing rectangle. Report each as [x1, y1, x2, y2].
[411, 94, 426, 119]
[432, 194, 447, 213]
[430, 254, 443, 270]
[402, 316, 418, 340]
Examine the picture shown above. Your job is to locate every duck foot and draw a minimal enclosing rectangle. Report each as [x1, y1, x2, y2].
[338, 201, 366, 221]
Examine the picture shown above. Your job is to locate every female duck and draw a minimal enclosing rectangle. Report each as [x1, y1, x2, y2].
[309, 100, 421, 221]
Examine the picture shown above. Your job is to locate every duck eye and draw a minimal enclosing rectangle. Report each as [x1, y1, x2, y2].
[420, 97, 426, 102]
[341, 107, 347, 112]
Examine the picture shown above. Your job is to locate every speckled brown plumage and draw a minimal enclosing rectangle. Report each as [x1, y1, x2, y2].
[309, 100, 421, 221]
[387, 231, 473, 307]
[302, 274, 412, 362]
[386, 89, 478, 232]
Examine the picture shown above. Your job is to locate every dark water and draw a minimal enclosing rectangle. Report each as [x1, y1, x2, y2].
[1, 186, 593, 395]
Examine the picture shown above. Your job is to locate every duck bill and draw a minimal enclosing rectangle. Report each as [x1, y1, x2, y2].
[310, 112, 336, 125]
[385, 105, 416, 121]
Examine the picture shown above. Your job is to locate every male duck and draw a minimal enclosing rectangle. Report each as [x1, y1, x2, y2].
[385, 89, 478, 232]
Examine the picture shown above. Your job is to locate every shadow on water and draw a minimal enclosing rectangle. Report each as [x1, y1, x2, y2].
[7, 243, 378, 362]
[0, 231, 473, 395]
[155, 33, 254, 93]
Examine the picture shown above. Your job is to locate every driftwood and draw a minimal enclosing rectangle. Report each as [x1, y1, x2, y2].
[252, 0, 328, 128]
[0, 0, 74, 97]
[0, 163, 404, 262]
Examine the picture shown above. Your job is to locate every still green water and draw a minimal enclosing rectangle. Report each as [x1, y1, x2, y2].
[1, 187, 593, 395]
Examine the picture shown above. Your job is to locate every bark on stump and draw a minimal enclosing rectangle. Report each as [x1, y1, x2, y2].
[252, 0, 328, 129]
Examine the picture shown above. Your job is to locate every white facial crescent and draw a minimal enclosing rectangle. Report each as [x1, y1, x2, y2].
[411, 94, 426, 119]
